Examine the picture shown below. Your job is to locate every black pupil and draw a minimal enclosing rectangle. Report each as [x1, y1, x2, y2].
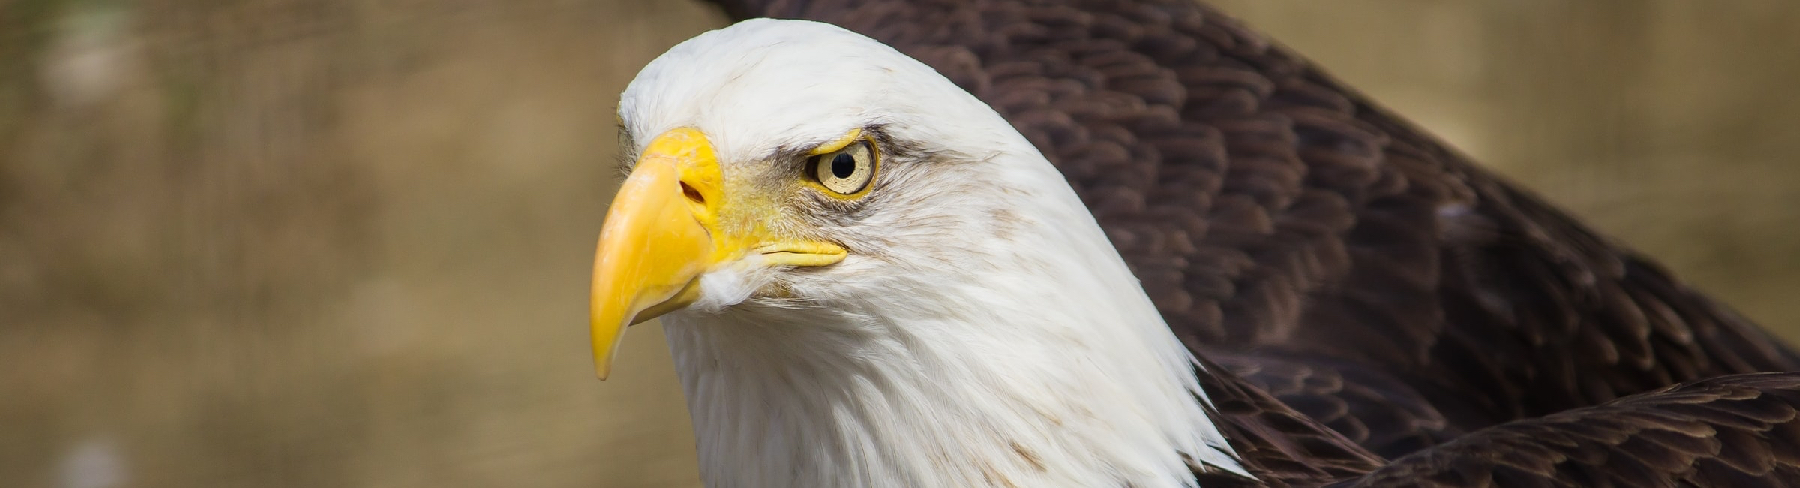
[830, 153, 856, 179]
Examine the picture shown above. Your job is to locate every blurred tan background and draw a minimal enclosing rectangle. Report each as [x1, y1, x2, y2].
[3, 1, 1798, 487]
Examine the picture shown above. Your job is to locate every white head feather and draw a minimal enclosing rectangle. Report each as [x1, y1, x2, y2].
[618, 18, 1246, 488]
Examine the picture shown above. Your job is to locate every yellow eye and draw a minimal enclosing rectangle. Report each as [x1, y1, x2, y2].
[807, 140, 876, 196]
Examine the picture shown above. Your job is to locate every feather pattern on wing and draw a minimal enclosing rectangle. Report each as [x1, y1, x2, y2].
[1334, 373, 1800, 487]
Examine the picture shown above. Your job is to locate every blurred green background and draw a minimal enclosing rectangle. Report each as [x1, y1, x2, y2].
[3, 1, 1798, 487]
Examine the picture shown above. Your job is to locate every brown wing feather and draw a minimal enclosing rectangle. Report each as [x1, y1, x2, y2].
[702, 0, 1800, 459]
[1203, 346, 1458, 456]
[1190, 356, 1385, 487]
[1334, 373, 1800, 488]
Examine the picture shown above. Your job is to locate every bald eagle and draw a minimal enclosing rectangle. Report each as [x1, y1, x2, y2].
[587, 4, 1800, 487]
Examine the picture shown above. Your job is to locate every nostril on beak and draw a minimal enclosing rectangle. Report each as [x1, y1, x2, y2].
[680, 181, 704, 206]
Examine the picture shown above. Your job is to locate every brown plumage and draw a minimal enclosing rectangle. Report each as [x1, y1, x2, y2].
[701, 0, 1800, 485]
[1334, 374, 1800, 487]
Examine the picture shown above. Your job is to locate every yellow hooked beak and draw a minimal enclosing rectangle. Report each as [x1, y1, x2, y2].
[590, 128, 847, 379]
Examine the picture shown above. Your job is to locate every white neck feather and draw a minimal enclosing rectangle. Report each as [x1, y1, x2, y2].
[661, 163, 1247, 487]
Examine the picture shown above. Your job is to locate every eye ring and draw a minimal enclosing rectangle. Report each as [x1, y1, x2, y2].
[806, 139, 877, 197]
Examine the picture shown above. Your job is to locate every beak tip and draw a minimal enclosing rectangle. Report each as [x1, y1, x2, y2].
[591, 330, 620, 382]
